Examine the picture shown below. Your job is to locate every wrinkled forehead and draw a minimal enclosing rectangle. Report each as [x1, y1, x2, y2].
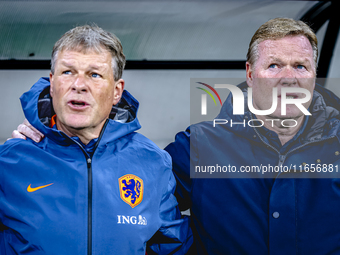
[53, 48, 114, 75]
[259, 35, 313, 50]
[257, 35, 315, 69]
[259, 35, 313, 54]
[54, 46, 115, 72]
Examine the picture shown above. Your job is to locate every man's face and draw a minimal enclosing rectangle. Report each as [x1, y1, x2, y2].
[246, 35, 316, 119]
[50, 49, 124, 136]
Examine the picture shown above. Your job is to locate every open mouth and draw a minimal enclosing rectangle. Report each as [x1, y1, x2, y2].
[278, 95, 298, 99]
[68, 100, 88, 108]
[71, 101, 86, 106]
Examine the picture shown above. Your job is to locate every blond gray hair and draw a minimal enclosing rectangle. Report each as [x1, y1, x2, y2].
[247, 18, 318, 69]
[51, 25, 126, 81]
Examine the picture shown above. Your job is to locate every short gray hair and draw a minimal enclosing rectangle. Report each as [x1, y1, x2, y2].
[51, 25, 126, 81]
[247, 18, 318, 70]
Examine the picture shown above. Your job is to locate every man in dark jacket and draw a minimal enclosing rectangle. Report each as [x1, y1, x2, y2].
[11, 18, 340, 254]
[164, 18, 340, 254]
[0, 25, 192, 254]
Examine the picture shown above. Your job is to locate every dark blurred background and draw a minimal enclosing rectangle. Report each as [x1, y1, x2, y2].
[1, 0, 339, 147]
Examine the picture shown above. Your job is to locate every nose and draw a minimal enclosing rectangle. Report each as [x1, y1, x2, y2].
[280, 66, 297, 86]
[72, 74, 88, 93]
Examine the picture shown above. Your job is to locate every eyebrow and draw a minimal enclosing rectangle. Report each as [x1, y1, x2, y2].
[269, 57, 284, 64]
[88, 64, 105, 70]
[269, 57, 311, 65]
[59, 61, 74, 68]
[59, 61, 106, 70]
[295, 59, 312, 65]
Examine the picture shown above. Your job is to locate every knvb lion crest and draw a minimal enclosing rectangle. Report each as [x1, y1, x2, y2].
[119, 174, 144, 208]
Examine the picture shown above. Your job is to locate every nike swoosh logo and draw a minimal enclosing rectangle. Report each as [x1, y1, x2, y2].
[27, 183, 54, 192]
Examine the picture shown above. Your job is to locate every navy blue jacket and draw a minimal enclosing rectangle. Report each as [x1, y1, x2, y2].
[0, 77, 192, 255]
[165, 83, 340, 254]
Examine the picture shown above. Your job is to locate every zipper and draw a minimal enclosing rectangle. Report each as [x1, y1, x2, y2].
[253, 127, 280, 155]
[87, 157, 92, 255]
[278, 154, 286, 167]
[69, 119, 109, 255]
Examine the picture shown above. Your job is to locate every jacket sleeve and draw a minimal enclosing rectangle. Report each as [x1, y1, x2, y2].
[164, 127, 193, 212]
[147, 167, 193, 255]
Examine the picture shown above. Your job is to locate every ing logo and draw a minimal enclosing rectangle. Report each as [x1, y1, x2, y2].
[196, 82, 222, 115]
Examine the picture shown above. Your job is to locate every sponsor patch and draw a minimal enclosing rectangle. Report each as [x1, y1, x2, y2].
[117, 215, 147, 225]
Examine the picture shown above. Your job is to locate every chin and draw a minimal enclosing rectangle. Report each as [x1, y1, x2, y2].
[275, 112, 304, 120]
[64, 118, 91, 130]
[285, 106, 305, 118]
[268, 105, 302, 119]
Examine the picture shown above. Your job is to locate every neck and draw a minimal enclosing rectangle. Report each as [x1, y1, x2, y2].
[55, 119, 107, 145]
[255, 114, 305, 145]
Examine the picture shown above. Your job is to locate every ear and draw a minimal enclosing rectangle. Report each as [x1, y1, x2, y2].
[49, 72, 54, 97]
[246, 62, 254, 87]
[112, 79, 125, 105]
